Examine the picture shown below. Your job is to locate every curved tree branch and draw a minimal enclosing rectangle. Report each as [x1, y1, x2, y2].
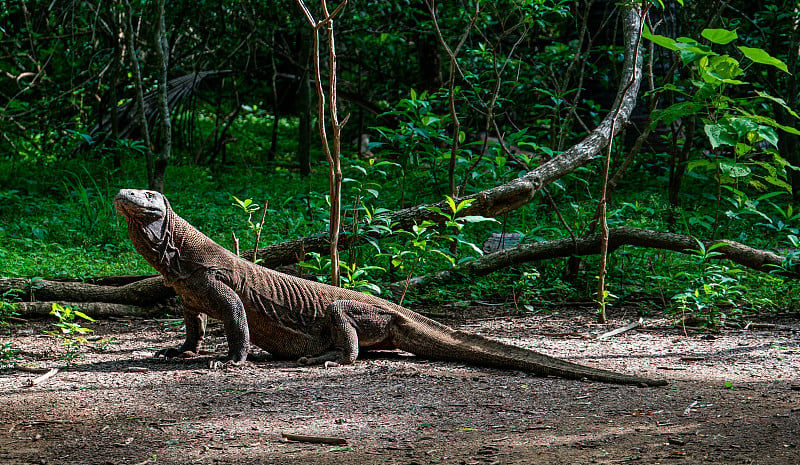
[253, 5, 645, 267]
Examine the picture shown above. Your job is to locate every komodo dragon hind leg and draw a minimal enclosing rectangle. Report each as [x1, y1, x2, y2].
[297, 300, 394, 367]
[297, 301, 360, 367]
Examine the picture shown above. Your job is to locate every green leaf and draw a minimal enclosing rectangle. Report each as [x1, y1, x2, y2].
[757, 126, 779, 148]
[642, 26, 681, 51]
[446, 196, 458, 214]
[755, 91, 800, 119]
[674, 38, 716, 65]
[738, 46, 789, 73]
[426, 206, 447, 218]
[651, 101, 704, 127]
[729, 117, 758, 138]
[701, 28, 738, 45]
[700, 55, 745, 84]
[719, 161, 750, 178]
[329, 446, 353, 452]
[762, 175, 793, 192]
[458, 215, 499, 224]
[739, 113, 800, 136]
[706, 241, 730, 253]
[704, 123, 738, 148]
[73, 310, 96, 322]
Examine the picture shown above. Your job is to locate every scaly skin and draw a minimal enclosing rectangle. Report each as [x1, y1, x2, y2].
[114, 189, 667, 386]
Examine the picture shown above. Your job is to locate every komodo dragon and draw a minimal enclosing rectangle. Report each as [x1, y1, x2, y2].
[114, 188, 667, 386]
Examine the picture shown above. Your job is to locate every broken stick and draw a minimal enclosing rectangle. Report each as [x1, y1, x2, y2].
[24, 367, 60, 387]
[597, 318, 642, 340]
[281, 432, 347, 445]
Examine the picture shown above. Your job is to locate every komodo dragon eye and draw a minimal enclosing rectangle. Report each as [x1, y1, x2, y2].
[145, 192, 155, 200]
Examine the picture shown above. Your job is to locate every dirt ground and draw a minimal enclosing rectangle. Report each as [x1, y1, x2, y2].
[1, 305, 799, 465]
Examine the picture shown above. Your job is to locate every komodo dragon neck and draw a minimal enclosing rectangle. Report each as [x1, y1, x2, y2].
[121, 194, 223, 284]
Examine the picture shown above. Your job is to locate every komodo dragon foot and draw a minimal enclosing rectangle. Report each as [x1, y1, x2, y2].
[154, 348, 199, 359]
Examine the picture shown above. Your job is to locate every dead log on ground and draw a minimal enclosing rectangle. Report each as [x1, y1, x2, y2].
[16, 301, 172, 319]
[0, 276, 174, 306]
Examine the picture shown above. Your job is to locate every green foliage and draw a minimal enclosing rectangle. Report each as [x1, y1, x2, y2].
[0, 342, 19, 368]
[646, 26, 798, 200]
[45, 303, 96, 363]
[671, 240, 747, 328]
[230, 195, 266, 259]
[0, 289, 22, 327]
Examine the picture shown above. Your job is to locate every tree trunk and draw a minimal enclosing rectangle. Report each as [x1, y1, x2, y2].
[415, 0, 443, 93]
[151, 0, 171, 193]
[122, 0, 156, 190]
[297, 20, 313, 177]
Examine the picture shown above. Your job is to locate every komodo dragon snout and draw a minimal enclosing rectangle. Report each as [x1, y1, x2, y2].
[114, 188, 668, 387]
[114, 189, 168, 221]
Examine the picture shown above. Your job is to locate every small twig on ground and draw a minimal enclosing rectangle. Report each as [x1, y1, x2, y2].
[24, 367, 59, 387]
[744, 322, 797, 331]
[281, 432, 347, 445]
[683, 400, 699, 416]
[597, 318, 642, 340]
[535, 332, 591, 339]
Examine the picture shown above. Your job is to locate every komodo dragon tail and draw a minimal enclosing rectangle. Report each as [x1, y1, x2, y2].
[391, 316, 667, 386]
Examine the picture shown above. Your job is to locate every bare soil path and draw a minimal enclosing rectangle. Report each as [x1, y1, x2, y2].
[1, 306, 799, 464]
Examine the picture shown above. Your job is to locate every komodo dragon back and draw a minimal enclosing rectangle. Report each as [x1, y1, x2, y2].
[114, 188, 667, 387]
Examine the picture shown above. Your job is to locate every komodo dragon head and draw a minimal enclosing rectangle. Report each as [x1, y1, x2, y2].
[114, 189, 169, 224]
[114, 189, 188, 280]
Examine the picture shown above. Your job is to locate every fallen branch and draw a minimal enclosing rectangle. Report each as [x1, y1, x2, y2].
[0, 275, 174, 306]
[14, 365, 52, 374]
[281, 432, 347, 445]
[597, 318, 642, 340]
[24, 367, 60, 387]
[16, 301, 169, 318]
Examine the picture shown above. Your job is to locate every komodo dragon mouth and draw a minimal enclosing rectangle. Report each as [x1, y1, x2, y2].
[114, 189, 167, 221]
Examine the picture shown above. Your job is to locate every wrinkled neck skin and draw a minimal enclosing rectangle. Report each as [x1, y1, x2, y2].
[126, 206, 192, 284]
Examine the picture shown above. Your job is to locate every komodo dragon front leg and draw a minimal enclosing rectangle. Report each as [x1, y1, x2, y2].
[156, 308, 207, 358]
[298, 300, 394, 366]
[158, 275, 251, 363]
